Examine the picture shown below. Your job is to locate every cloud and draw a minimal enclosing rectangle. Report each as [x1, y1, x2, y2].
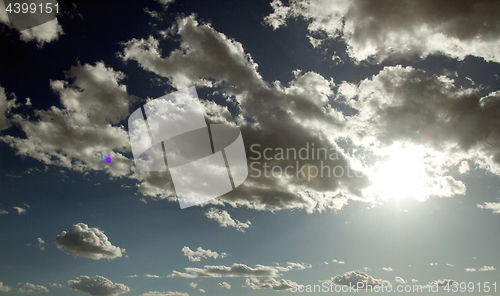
[382, 267, 392, 272]
[218, 282, 230, 289]
[336, 66, 500, 200]
[395, 276, 406, 284]
[182, 246, 228, 262]
[328, 271, 391, 287]
[466, 266, 495, 272]
[37, 237, 46, 251]
[244, 277, 297, 291]
[145, 274, 161, 278]
[18, 283, 48, 293]
[126, 275, 137, 278]
[48, 283, 64, 288]
[68, 276, 130, 296]
[0, 282, 11, 293]
[140, 292, 187, 296]
[13, 206, 26, 215]
[332, 259, 345, 264]
[120, 14, 371, 213]
[458, 161, 470, 174]
[19, 19, 64, 46]
[264, 0, 500, 63]
[55, 223, 125, 260]
[169, 263, 284, 278]
[204, 209, 251, 232]
[188, 282, 197, 289]
[0, 85, 10, 131]
[477, 202, 500, 213]
[1, 62, 136, 179]
[0, 209, 8, 215]
[198, 289, 204, 293]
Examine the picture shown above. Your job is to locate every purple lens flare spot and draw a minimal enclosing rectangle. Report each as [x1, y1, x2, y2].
[106, 155, 112, 163]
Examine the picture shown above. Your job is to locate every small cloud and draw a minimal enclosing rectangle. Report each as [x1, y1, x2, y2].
[382, 267, 393, 272]
[188, 282, 197, 289]
[18, 282, 48, 293]
[68, 275, 129, 296]
[37, 237, 46, 251]
[204, 208, 251, 232]
[219, 282, 231, 289]
[447, 263, 453, 267]
[0, 209, 8, 215]
[395, 276, 406, 284]
[145, 274, 161, 278]
[466, 266, 495, 272]
[458, 161, 470, 174]
[412, 279, 418, 283]
[13, 207, 26, 215]
[48, 283, 64, 288]
[127, 275, 138, 278]
[182, 246, 228, 262]
[0, 282, 11, 292]
[199, 289, 205, 293]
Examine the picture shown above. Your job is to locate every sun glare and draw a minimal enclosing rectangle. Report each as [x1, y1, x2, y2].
[369, 144, 429, 201]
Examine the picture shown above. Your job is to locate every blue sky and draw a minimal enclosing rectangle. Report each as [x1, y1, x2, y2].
[1, 0, 500, 295]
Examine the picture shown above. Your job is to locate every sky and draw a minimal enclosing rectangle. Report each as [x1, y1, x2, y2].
[0, 0, 500, 295]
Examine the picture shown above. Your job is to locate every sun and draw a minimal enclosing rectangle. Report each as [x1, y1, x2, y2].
[369, 144, 429, 201]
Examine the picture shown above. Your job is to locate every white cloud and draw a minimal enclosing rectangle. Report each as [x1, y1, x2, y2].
[55, 223, 125, 260]
[68, 276, 130, 296]
[198, 289, 204, 293]
[0, 209, 8, 215]
[244, 277, 297, 291]
[458, 161, 470, 174]
[204, 208, 251, 232]
[188, 282, 197, 289]
[264, 0, 500, 63]
[145, 274, 161, 278]
[382, 267, 392, 272]
[477, 202, 500, 213]
[19, 19, 63, 46]
[466, 266, 495, 272]
[0, 282, 11, 293]
[13, 206, 26, 215]
[412, 279, 418, 283]
[18, 283, 48, 293]
[395, 276, 406, 284]
[140, 292, 187, 296]
[218, 282, 230, 289]
[37, 237, 46, 251]
[48, 283, 64, 288]
[127, 275, 137, 278]
[182, 246, 228, 262]
[169, 263, 292, 278]
[328, 271, 391, 287]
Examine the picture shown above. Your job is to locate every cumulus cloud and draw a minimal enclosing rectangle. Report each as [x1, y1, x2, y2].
[395, 276, 406, 284]
[466, 266, 495, 272]
[1, 62, 136, 179]
[382, 267, 392, 272]
[0, 282, 11, 293]
[204, 209, 251, 232]
[218, 282, 230, 289]
[49, 283, 64, 288]
[120, 14, 370, 212]
[13, 206, 26, 215]
[18, 283, 48, 293]
[0, 86, 10, 131]
[244, 277, 297, 291]
[328, 271, 391, 287]
[145, 274, 161, 278]
[188, 282, 197, 289]
[140, 292, 188, 296]
[19, 19, 64, 46]
[182, 246, 228, 262]
[55, 223, 124, 260]
[265, 0, 500, 63]
[68, 276, 130, 296]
